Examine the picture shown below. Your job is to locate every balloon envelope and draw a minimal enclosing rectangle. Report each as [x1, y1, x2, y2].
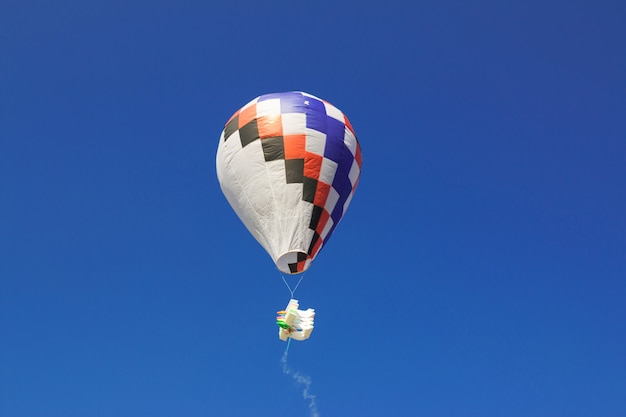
[216, 92, 362, 274]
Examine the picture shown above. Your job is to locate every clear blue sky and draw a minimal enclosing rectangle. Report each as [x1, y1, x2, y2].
[2, 1, 625, 416]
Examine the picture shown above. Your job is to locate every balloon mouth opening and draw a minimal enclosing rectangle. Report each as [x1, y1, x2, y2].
[276, 251, 309, 275]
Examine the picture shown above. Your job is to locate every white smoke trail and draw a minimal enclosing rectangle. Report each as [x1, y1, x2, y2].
[281, 347, 320, 417]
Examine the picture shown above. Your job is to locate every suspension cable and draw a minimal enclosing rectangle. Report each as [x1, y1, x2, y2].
[280, 273, 306, 298]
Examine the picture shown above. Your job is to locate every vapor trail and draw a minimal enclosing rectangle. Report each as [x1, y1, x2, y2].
[280, 342, 319, 417]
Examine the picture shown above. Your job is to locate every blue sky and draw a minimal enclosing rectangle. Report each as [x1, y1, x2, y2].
[2, 1, 625, 416]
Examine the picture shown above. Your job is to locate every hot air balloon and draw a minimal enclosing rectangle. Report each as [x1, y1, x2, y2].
[216, 91, 362, 275]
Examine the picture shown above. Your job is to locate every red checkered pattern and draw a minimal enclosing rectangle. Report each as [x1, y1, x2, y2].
[217, 92, 361, 274]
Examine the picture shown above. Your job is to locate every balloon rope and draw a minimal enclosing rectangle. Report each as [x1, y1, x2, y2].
[280, 273, 305, 298]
